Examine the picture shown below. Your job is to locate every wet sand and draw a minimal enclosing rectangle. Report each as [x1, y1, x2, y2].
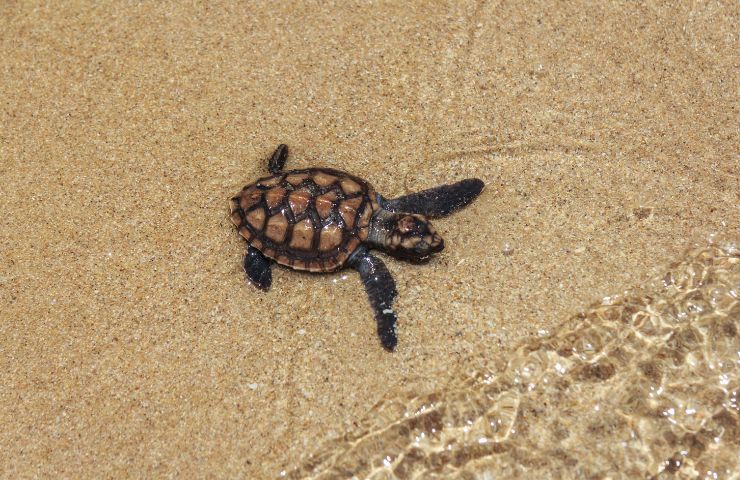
[1, 2, 737, 478]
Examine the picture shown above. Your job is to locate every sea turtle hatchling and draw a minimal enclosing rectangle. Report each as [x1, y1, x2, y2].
[229, 144, 484, 351]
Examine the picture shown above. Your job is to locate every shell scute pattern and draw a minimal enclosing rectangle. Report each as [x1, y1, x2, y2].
[288, 189, 311, 216]
[230, 168, 379, 272]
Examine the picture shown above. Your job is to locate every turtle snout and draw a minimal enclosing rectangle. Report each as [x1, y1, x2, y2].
[413, 232, 443, 257]
[423, 222, 444, 254]
[430, 234, 444, 253]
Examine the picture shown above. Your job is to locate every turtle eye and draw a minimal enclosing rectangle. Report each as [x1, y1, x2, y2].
[398, 215, 426, 235]
[397, 216, 415, 234]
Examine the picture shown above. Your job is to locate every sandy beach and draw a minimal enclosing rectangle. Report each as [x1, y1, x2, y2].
[1, 1, 737, 478]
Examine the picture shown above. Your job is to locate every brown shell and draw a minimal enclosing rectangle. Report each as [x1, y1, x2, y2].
[229, 168, 381, 272]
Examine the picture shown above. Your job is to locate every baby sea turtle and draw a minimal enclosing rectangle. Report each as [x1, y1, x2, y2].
[230, 144, 484, 351]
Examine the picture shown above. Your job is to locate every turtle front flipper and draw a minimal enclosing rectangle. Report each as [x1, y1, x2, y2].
[349, 248, 398, 351]
[244, 246, 272, 291]
[268, 144, 289, 174]
[383, 178, 484, 217]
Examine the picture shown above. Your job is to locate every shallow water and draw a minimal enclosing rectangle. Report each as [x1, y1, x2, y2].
[285, 238, 739, 479]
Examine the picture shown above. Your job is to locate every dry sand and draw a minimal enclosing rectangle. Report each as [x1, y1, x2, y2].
[1, 1, 737, 478]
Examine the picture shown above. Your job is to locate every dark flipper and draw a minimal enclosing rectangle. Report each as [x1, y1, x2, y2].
[349, 248, 398, 351]
[383, 178, 485, 217]
[244, 246, 272, 291]
[268, 144, 289, 174]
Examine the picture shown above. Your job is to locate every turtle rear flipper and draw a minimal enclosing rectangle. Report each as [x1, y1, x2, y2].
[349, 248, 398, 351]
[268, 144, 289, 174]
[244, 246, 272, 290]
[383, 178, 484, 217]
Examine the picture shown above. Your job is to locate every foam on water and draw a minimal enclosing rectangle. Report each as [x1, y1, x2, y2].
[285, 238, 739, 479]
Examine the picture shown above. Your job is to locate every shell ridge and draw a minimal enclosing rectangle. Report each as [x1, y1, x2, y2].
[307, 204, 322, 253]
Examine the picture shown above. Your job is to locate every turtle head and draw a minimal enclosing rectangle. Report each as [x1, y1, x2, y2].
[372, 212, 444, 261]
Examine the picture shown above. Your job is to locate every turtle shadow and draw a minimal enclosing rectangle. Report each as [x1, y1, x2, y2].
[382, 251, 436, 265]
